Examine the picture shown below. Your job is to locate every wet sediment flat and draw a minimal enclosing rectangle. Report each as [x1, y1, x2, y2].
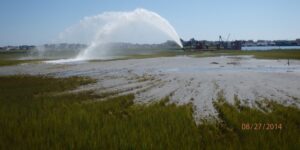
[1, 55, 300, 119]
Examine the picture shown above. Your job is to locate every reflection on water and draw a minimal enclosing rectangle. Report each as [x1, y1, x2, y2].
[242, 46, 300, 51]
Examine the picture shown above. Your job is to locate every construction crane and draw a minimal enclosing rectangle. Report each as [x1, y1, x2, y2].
[218, 35, 223, 49]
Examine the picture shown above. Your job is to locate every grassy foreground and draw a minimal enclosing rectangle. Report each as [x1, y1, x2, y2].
[0, 75, 299, 149]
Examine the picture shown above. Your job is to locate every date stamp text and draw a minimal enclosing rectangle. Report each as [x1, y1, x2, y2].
[241, 123, 282, 130]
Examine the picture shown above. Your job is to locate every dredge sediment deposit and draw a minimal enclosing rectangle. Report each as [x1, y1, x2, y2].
[1, 55, 300, 120]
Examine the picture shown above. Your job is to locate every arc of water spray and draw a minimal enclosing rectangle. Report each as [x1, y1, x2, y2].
[58, 8, 183, 60]
[77, 8, 183, 60]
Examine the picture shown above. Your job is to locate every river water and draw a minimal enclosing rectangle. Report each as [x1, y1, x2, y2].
[242, 46, 300, 51]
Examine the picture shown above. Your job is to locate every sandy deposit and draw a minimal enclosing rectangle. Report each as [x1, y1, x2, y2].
[1, 55, 300, 120]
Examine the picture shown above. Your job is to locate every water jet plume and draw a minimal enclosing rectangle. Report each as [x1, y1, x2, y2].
[56, 8, 182, 60]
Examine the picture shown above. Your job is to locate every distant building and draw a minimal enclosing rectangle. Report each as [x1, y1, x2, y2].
[19, 45, 35, 50]
[243, 40, 255, 46]
[296, 39, 300, 45]
[257, 40, 268, 46]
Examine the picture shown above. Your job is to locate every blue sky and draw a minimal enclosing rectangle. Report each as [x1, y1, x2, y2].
[0, 0, 299, 46]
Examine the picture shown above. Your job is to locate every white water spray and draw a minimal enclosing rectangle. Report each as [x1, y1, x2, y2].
[58, 8, 182, 60]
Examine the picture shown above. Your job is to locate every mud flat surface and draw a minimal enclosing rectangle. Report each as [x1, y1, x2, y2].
[1, 55, 300, 120]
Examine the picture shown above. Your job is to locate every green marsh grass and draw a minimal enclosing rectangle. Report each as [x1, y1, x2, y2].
[1, 49, 300, 66]
[0, 75, 299, 149]
[0, 51, 38, 66]
[0, 75, 200, 149]
[112, 49, 300, 60]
